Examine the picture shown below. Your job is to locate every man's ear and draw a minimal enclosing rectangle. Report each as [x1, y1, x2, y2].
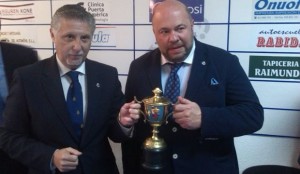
[49, 28, 55, 41]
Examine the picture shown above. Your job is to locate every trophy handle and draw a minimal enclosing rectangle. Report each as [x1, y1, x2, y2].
[134, 96, 147, 123]
[165, 112, 172, 124]
[164, 103, 176, 124]
[134, 96, 142, 104]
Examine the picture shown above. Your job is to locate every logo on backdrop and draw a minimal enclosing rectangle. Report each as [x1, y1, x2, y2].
[0, 27, 37, 47]
[92, 26, 116, 47]
[78, 2, 110, 23]
[149, 0, 204, 22]
[249, 56, 300, 80]
[0, 3, 35, 21]
[252, 0, 300, 21]
[256, 28, 300, 48]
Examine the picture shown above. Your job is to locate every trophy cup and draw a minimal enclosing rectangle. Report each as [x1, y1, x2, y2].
[135, 87, 173, 170]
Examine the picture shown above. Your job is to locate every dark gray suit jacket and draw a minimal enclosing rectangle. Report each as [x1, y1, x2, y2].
[122, 39, 264, 174]
[0, 56, 127, 174]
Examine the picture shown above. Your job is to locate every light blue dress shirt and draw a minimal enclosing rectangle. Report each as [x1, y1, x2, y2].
[0, 45, 8, 124]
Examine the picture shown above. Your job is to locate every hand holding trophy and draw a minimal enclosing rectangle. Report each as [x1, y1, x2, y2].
[134, 87, 173, 170]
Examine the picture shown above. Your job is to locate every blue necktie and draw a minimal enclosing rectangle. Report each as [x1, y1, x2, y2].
[164, 63, 184, 104]
[66, 71, 83, 138]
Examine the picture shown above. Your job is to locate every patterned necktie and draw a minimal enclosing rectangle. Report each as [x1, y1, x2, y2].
[164, 63, 184, 104]
[66, 71, 83, 138]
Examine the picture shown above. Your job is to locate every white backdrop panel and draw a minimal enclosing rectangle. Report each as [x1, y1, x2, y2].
[252, 81, 300, 109]
[88, 50, 133, 74]
[257, 109, 300, 137]
[235, 136, 300, 173]
[194, 24, 228, 50]
[203, 0, 229, 23]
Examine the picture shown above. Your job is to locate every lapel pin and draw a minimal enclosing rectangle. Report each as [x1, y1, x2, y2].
[202, 61, 206, 65]
[96, 83, 100, 88]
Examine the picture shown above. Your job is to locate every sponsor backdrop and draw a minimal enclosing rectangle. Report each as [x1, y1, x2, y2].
[0, 0, 299, 173]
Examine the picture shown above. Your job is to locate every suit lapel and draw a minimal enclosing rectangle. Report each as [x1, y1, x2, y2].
[185, 41, 209, 99]
[80, 60, 99, 143]
[145, 49, 163, 91]
[41, 57, 79, 142]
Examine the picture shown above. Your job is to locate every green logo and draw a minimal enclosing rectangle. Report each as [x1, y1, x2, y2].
[249, 56, 300, 79]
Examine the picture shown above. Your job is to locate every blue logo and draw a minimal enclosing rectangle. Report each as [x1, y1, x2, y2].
[149, 0, 204, 22]
[254, 0, 300, 16]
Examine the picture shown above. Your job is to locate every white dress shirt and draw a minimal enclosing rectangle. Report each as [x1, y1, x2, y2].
[56, 57, 87, 123]
[161, 40, 195, 97]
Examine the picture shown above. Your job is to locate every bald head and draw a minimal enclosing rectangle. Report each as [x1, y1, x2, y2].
[152, 0, 192, 22]
[151, 0, 194, 62]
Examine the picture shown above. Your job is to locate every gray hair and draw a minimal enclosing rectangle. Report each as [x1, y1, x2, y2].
[51, 4, 95, 33]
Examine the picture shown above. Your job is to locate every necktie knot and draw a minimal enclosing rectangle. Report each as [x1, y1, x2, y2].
[169, 62, 184, 74]
[67, 71, 80, 83]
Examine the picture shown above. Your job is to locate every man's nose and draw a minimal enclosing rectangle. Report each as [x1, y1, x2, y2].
[169, 31, 179, 42]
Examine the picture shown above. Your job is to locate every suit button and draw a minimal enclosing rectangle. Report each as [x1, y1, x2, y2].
[172, 127, 177, 132]
[172, 153, 178, 159]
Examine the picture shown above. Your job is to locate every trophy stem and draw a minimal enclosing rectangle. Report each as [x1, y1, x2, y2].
[142, 125, 167, 170]
[152, 126, 159, 140]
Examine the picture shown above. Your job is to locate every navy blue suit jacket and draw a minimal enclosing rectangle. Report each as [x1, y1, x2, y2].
[1, 42, 38, 86]
[0, 42, 38, 174]
[0, 56, 127, 174]
[122, 40, 264, 174]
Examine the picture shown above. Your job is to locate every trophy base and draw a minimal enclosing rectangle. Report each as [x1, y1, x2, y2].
[142, 138, 167, 171]
[142, 147, 167, 170]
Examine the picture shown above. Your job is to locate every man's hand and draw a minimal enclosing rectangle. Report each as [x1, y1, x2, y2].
[119, 101, 141, 127]
[52, 147, 82, 172]
[173, 96, 202, 130]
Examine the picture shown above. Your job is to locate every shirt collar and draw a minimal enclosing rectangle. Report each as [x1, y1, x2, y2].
[56, 56, 86, 77]
[161, 40, 195, 66]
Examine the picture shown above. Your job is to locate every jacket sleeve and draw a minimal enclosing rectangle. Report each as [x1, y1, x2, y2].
[0, 69, 56, 173]
[200, 55, 264, 139]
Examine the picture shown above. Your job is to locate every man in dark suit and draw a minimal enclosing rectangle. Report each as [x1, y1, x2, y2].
[0, 4, 140, 174]
[0, 41, 38, 174]
[121, 1, 264, 174]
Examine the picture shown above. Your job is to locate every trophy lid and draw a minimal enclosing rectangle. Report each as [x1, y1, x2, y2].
[142, 88, 171, 105]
